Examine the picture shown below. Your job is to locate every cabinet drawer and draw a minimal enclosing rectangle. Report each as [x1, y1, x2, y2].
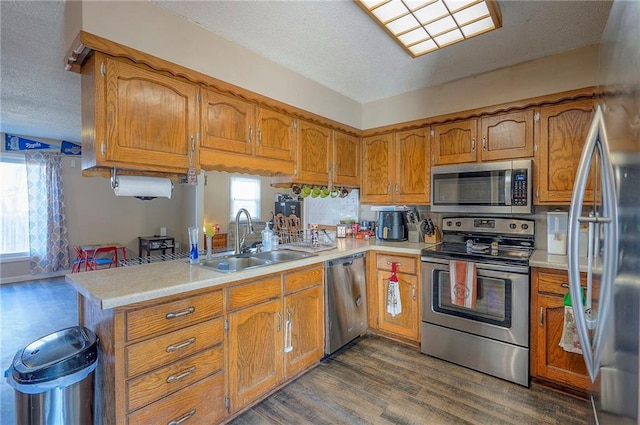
[536, 269, 598, 297]
[376, 254, 417, 275]
[127, 344, 223, 412]
[227, 275, 281, 311]
[126, 290, 223, 341]
[284, 266, 323, 294]
[128, 371, 225, 425]
[126, 318, 223, 378]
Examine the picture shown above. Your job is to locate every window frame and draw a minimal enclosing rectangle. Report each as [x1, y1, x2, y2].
[229, 176, 261, 221]
[0, 153, 30, 261]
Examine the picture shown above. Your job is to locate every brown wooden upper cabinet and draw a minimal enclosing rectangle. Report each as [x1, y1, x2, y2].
[200, 90, 296, 175]
[534, 99, 596, 204]
[295, 121, 360, 186]
[332, 130, 360, 187]
[361, 128, 429, 204]
[81, 52, 199, 174]
[431, 111, 534, 165]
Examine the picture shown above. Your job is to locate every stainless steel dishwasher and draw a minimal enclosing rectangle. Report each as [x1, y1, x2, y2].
[324, 252, 368, 355]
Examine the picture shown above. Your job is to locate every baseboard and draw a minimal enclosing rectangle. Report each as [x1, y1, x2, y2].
[0, 269, 71, 285]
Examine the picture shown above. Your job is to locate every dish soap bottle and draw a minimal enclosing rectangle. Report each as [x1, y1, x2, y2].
[262, 222, 273, 252]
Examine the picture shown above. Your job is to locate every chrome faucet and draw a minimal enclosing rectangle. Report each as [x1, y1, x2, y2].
[234, 208, 255, 254]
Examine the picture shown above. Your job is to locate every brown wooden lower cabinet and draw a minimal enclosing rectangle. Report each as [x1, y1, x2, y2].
[227, 265, 325, 415]
[530, 267, 596, 393]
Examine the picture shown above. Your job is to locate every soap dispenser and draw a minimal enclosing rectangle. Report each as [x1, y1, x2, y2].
[262, 222, 274, 251]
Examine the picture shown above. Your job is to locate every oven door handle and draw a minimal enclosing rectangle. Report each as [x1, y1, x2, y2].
[421, 257, 529, 274]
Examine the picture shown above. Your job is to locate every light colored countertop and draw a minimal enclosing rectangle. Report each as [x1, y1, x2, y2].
[66, 238, 429, 310]
[530, 249, 602, 273]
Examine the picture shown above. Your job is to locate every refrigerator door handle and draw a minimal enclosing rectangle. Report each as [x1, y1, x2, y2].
[568, 105, 619, 383]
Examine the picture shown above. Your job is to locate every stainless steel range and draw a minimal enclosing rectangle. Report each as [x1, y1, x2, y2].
[421, 217, 534, 386]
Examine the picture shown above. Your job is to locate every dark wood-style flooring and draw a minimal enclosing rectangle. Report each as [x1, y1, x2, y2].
[0, 278, 588, 425]
[229, 335, 588, 425]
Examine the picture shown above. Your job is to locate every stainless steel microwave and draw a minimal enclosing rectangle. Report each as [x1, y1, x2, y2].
[430, 160, 532, 214]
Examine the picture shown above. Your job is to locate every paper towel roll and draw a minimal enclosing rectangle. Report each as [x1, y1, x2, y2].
[113, 176, 173, 199]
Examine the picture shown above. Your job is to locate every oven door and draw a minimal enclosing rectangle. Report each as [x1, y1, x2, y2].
[421, 257, 529, 347]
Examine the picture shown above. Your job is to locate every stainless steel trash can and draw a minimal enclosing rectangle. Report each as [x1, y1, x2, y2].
[6, 326, 98, 425]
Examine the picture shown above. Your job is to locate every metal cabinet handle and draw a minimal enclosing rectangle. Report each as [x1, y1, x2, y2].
[471, 138, 476, 151]
[539, 307, 544, 326]
[277, 312, 282, 332]
[395, 183, 399, 194]
[168, 409, 196, 425]
[166, 337, 196, 352]
[412, 284, 416, 301]
[386, 261, 401, 267]
[561, 283, 569, 289]
[249, 126, 253, 143]
[536, 188, 540, 199]
[482, 136, 487, 151]
[166, 366, 196, 383]
[387, 183, 391, 194]
[258, 129, 263, 145]
[165, 307, 195, 319]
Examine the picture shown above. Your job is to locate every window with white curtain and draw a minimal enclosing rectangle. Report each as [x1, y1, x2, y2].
[0, 154, 30, 259]
[230, 176, 261, 220]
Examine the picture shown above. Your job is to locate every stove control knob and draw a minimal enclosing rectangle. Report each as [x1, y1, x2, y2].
[455, 221, 462, 227]
[446, 221, 452, 227]
[521, 224, 529, 230]
[509, 223, 517, 230]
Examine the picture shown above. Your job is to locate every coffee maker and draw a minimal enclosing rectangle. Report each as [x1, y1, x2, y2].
[376, 211, 407, 241]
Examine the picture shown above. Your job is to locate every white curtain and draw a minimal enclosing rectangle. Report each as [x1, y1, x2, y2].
[25, 152, 70, 273]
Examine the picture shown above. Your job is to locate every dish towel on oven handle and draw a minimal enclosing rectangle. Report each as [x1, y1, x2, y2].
[386, 262, 402, 317]
[449, 260, 477, 308]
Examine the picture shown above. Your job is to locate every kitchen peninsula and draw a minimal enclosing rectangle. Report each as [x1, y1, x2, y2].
[66, 238, 426, 425]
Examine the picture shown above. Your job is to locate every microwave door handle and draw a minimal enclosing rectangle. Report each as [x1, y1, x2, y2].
[504, 171, 512, 206]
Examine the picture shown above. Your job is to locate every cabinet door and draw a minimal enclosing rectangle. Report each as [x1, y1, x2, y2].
[535, 100, 595, 204]
[376, 271, 419, 341]
[394, 128, 429, 204]
[255, 108, 296, 162]
[480, 110, 534, 161]
[297, 120, 331, 183]
[333, 131, 360, 186]
[284, 285, 324, 378]
[102, 55, 198, 172]
[228, 298, 283, 412]
[361, 133, 394, 203]
[200, 90, 254, 155]
[533, 294, 590, 390]
[432, 119, 478, 165]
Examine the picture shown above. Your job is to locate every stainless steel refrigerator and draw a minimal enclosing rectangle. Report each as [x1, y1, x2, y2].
[567, 1, 640, 424]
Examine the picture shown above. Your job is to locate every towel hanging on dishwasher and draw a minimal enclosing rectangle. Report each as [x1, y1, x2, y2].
[386, 262, 402, 317]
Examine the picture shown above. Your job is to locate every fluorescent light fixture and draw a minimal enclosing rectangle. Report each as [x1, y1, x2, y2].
[356, 0, 502, 58]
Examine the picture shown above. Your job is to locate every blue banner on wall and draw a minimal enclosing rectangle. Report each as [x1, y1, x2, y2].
[60, 140, 81, 155]
[5, 134, 81, 155]
[5, 134, 57, 151]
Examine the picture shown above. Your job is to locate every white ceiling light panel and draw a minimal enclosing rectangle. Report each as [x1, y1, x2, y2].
[356, 0, 502, 57]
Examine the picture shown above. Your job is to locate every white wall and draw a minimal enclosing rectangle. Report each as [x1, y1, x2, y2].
[0, 136, 192, 283]
[203, 171, 283, 234]
[361, 45, 600, 129]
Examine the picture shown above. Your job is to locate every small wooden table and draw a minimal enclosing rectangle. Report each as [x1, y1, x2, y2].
[138, 236, 175, 259]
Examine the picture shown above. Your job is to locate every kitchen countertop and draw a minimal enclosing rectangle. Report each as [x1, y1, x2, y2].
[66, 238, 429, 310]
[530, 249, 602, 273]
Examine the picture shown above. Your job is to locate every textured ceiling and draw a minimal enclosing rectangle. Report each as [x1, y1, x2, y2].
[0, 0, 612, 144]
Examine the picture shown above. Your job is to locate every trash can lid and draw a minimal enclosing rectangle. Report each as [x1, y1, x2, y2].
[9, 326, 98, 384]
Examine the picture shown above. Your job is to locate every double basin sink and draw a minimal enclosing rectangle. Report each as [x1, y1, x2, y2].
[195, 249, 317, 273]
